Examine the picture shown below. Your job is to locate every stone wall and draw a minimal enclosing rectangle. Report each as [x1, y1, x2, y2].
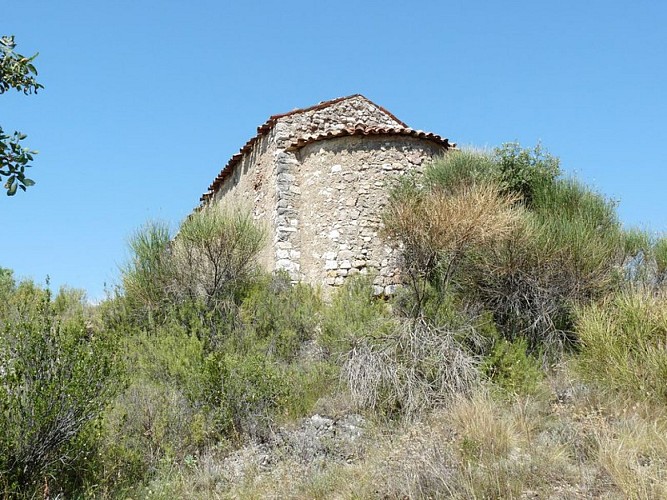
[210, 132, 277, 271]
[294, 135, 446, 295]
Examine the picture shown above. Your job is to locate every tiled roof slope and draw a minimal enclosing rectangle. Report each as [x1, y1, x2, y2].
[285, 125, 452, 152]
[200, 95, 449, 203]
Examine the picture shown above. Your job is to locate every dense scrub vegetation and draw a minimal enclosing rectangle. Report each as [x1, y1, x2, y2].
[3, 144, 667, 498]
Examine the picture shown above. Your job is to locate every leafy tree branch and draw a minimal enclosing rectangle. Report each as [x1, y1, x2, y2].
[0, 35, 42, 196]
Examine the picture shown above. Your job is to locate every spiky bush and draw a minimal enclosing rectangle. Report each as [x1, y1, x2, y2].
[171, 204, 266, 310]
[383, 177, 523, 315]
[386, 145, 624, 354]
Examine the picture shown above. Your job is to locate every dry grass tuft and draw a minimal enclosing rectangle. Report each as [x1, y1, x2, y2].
[384, 182, 522, 261]
[576, 289, 667, 404]
[342, 318, 480, 419]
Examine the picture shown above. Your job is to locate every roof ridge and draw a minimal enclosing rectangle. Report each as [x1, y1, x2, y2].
[254, 94, 408, 134]
[268, 94, 365, 121]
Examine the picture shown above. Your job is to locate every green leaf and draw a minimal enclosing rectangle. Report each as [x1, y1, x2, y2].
[22, 178, 35, 186]
[7, 180, 18, 196]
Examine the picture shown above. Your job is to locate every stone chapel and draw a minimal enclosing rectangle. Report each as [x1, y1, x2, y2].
[200, 94, 453, 294]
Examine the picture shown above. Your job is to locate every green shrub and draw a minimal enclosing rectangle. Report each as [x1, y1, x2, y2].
[469, 177, 623, 354]
[206, 352, 291, 441]
[493, 142, 560, 206]
[0, 280, 117, 496]
[106, 385, 182, 469]
[122, 321, 212, 405]
[103, 382, 209, 479]
[93, 319, 216, 492]
[202, 352, 339, 442]
[171, 204, 266, 311]
[529, 179, 622, 297]
[320, 276, 394, 355]
[576, 290, 667, 404]
[241, 273, 322, 361]
[481, 336, 543, 395]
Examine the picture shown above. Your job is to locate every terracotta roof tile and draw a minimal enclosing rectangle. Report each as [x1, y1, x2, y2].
[285, 125, 453, 152]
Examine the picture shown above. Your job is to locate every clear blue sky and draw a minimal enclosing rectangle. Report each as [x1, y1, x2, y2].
[2, 0, 666, 300]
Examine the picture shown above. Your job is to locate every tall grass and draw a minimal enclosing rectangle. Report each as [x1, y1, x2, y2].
[421, 148, 497, 193]
[654, 236, 667, 274]
[576, 290, 667, 404]
[122, 221, 173, 325]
